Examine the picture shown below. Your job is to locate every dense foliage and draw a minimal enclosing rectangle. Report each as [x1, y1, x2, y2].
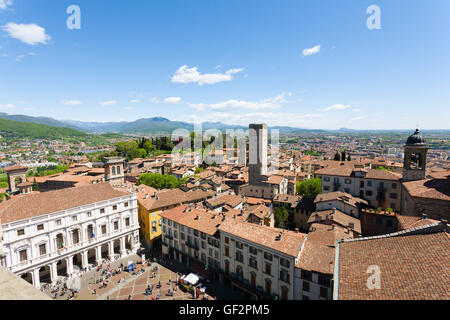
[27, 165, 69, 177]
[0, 118, 87, 139]
[296, 178, 322, 199]
[0, 173, 8, 189]
[137, 173, 186, 190]
[274, 206, 289, 229]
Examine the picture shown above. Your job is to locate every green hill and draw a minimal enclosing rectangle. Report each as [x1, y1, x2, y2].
[0, 118, 88, 140]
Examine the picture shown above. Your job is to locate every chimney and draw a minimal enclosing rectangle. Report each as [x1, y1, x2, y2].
[194, 215, 199, 220]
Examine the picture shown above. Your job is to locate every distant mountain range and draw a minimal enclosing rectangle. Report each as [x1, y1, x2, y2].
[0, 112, 448, 136]
[0, 112, 322, 135]
[0, 117, 87, 139]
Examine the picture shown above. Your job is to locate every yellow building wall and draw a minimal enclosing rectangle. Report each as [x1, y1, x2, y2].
[138, 202, 162, 248]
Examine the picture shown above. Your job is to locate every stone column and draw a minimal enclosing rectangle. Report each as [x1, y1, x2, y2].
[95, 246, 102, 264]
[131, 232, 140, 253]
[67, 256, 74, 277]
[32, 269, 41, 289]
[120, 237, 126, 257]
[108, 241, 114, 259]
[50, 262, 58, 283]
[82, 251, 88, 270]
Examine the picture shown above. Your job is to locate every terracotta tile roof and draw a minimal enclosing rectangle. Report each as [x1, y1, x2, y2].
[134, 184, 158, 209]
[296, 223, 352, 274]
[263, 175, 284, 185]
[197, 170, 216, 179]
[273, 194, 301, 206]
[314, 191, 368, 207]
[160, 204, 222, 236]
[2, 165, 28, 172]
[402, 176, 450, 201]
[206, 194, 244, 209]
[218, 218, 307, 257]
[396, 215, 440, 231]
[0, 183, 129, 224]
[244, 204, 271, 219]
[336, 228, 450, 300]
[148, 188, 216, 211]
[365, 169, 401, 181]
[307, 209, 362, 234]
[246, 197, 272, 205]
[315, 165, 354, 177]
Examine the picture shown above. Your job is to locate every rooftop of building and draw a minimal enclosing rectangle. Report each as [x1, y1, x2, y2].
[296, 223, 353, 275]
[218, 218, 307, 257]
[335, 223, 450, 300]
[0, 183, 129, 224]
[160, 204, 223, 236]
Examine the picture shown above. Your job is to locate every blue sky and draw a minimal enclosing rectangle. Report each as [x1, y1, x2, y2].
[0, 0, 449, 129]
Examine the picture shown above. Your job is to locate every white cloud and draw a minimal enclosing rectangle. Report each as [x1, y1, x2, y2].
[171, 65, 244, 86]
[99, 100, 117, 107]
[15, 52, 37, 62]
[0, 103, 15, 110]
[3, 23, 51, 45]
[352, 108, 361, 112]
[61, 100, 82, 106]
[323, 104, 352, 111]
[130, 99, 141, 103]
[350, 116, 364, 121]
[0, 0, 12, 10]
[189, 93, 292, 111]
[151, 97, 160, 104]
[302, 45, 321, 56]
[124, 106, 133, 110]
[164, 97, 182, 104]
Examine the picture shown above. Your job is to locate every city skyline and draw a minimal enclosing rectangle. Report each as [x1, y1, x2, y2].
[1, 0, 450, 130]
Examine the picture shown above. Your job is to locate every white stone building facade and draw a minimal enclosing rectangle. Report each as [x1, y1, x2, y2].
[0, 190, 140, 289]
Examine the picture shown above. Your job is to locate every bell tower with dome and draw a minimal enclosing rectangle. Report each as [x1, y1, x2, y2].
[402, 128, 429, 182]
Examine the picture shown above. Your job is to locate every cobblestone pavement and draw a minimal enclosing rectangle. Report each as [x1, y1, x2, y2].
[94, 263, 215, 300]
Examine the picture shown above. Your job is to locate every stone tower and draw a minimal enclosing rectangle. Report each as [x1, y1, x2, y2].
[402, 129, 428, 182]
[4, 165, 28, 195]
[103, 157, 125, 187]
[248, 124, 268, 186]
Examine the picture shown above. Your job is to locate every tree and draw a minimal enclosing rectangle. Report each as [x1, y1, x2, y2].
[296, 178, 322, 199]
[334, 152, 341, 161]
[32, 178, 39, 191]
[137, 173, 180, 189]
[347, 154, 351, 161]
[341, 151, 346, 162]
[274, 207, 289, 229]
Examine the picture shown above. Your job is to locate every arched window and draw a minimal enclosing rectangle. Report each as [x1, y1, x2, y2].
[116, 166, 121, 174]
[112, 166, 116, 175]
[72, 229, 80, 245]
[87, 225, 94, 240]
[56, 234, 64, 250]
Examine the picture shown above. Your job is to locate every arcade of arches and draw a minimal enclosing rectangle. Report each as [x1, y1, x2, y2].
[18, 235, 134, 289]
